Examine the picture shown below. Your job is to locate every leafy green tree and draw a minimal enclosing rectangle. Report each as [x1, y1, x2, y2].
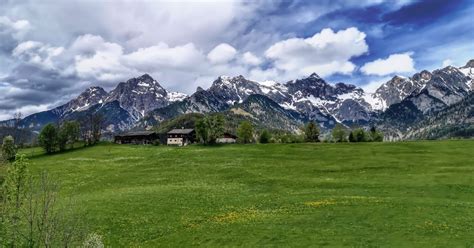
[195, 118, 208, 144]
[331, 124, 347, 142]
[369, 126, 383, 142]
[259, 130, 271, 144]
[194, 114, 225, 144]
[1, 135, 16, 162]
[237, 121, 254, 144]
[38, 124, 58, 154]
[58, 121, 81, 150]
[206, 114, 225, 144]
[353, 128, 367, 142]
[304, 121, 320, 142]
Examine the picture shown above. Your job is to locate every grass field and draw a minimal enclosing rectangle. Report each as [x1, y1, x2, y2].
[5, 140, 474, 247]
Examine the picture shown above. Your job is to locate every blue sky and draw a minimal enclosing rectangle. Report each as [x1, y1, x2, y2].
[0, 0, 473, 120]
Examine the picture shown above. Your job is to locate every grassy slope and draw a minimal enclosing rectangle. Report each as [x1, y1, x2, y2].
[9, 141, 474, 247]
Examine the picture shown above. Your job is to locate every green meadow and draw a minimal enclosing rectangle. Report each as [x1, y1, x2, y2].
[7, 140, 474, 247]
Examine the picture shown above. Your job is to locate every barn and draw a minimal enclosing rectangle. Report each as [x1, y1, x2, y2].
[167, 128, 195, 146]
[114, 131, 159, 145]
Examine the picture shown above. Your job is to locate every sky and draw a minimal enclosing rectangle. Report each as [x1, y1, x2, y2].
[0, 0, 473, 120]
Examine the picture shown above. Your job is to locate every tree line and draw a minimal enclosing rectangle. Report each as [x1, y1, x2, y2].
[38, 113, 104, 154]
[192, 114, 383, 145]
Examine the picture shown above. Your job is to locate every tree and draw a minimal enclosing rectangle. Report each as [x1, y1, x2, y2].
[206, 114, 224, 144]
[1, 135, 16, 162]
[1, 155, 87, 247]
[348, 131, 355, 142]
[259, 130, 271, 144]
[38, 124, 58, 154]
[195, 118, 208, 144]
[352, 128, 367, 142]
[1, 154, 29, 246]
[369, 126, 383, 142]
[58, 121, 80, 150]
[304, 121, 320, 142]
[331, 124, 347, 142]
[90, 113, 104, 145]
[194, 114, 225, 144]
[237, 121, 254, 144]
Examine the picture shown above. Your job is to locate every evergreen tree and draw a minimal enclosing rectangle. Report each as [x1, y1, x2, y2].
[348, 131, 355, 142]
[237, 121, 254, 144]
[38, 124, 58, 154]
[1, 135, 17, 162]
[259, 130, 271, 144]
[304, 121, 320, 142]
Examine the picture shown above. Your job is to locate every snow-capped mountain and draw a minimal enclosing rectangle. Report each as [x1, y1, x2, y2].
[4, 74, 188, 131]
[3, 58, 473, 138]
[105, 74, 186, 120]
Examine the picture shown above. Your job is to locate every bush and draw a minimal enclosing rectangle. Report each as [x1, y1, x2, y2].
[1, 135, 16, 162]
[152, 139, 161, 146]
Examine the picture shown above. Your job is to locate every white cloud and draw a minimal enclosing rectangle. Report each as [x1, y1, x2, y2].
[265, 27, 368, 78]
[241, 52, 262, 66]
[361, 52, 415, 76]
[442, 59, 453, 67]
[207, 43, 237, 64]
[0, 16, 31, 40]
[12, 41, 64, 69]
[123, 43, 205, 71]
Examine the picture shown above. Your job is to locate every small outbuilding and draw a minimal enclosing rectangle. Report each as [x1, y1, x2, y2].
[114, 131, 159, 145]
[216, 133, 237, 144]
[167, 128, 195, 146]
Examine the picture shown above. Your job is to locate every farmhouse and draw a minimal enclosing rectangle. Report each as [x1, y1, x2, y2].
[167, 128, 195, 146]
[216, 132, 237, 143]
[114, 131, 159, 145]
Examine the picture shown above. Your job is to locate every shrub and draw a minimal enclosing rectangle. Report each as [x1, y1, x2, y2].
[1, 135, 16, 162]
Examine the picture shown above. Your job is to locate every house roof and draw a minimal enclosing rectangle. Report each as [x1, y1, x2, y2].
[167, 128, 194, 134]
[115, 131, 156, 137]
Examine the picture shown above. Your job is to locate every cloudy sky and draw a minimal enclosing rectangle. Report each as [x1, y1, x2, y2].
[0, 0, 473, 120]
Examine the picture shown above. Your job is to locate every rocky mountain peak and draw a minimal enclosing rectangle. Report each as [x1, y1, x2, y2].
[309, 72, 321, 79]
[412, 70, 432, 83]
[463, 59, 474, 68]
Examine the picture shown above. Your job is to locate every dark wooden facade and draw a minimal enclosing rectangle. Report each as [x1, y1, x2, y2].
[114, 131, 159, 145]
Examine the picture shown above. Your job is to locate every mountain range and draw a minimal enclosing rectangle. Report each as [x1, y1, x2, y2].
[1, 59, 473, 140]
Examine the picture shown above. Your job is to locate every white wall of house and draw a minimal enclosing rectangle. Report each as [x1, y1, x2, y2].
[216, 138, 236, 144]
[167, 138, 183, 146]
